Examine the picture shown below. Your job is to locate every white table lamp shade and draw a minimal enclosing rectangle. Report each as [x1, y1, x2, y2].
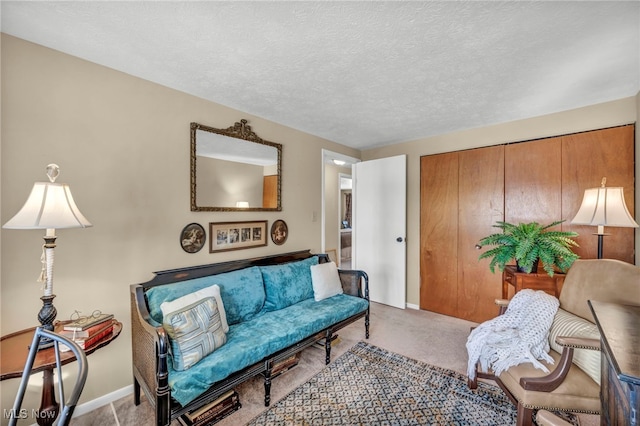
[3, 182, 92, 230]
[572, 186, 638, 228]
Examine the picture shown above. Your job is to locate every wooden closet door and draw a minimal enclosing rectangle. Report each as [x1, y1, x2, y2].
[420, 146, 505, 323]
[505, 137, 562, 225]
[458, 146, 504, 323]
[420, 153, 459, 317]
[562, 125, 635, 263]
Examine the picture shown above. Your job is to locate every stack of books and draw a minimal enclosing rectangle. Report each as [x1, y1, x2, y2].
[271, 353, 300, 379]
[179, 390, 241, 426]
[60, 313, 114, 350]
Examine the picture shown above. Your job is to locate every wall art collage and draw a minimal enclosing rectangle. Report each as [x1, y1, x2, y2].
[180, 220, 288, 254]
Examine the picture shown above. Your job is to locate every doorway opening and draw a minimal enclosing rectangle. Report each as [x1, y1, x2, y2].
[338, 173, 352, 268]
[321, 149, 359, 266]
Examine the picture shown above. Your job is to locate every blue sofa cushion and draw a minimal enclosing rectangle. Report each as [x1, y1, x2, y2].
[146, 266, 265, 326]
[259, 256, 319, 312]
[167, 293, 369, 406]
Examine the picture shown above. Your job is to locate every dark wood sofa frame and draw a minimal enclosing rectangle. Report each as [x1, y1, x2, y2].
[130, 250, 369, 426]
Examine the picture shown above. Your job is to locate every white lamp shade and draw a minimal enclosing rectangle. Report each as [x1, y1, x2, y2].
[3, 182, 92, 230]
[571, 186, 638, 228]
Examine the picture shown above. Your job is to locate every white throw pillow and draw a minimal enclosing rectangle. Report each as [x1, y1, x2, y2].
[160, 284, 229, 333]
[310, 262, 343, 301]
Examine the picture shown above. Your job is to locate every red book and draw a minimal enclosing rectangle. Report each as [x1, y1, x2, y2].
[75, 321, 114, 349]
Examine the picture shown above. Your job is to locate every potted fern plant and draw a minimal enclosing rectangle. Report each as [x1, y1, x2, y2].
[477, 220, 579, 277]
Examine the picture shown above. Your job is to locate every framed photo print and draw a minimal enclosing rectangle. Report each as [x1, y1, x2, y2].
[270, 219, 288, 245]
[180, 223, 206, 253]
[209, 221, 268, 253]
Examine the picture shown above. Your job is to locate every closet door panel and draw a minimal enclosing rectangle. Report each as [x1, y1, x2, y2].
[505, 137, 562, 225]
[458, 145, 505, 323]
[420, 153, 459, 317]
[562, 125, 635, 263]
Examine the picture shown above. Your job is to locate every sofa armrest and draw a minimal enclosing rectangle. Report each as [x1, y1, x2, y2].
[130, 285, 172, 425]
[337, 269, 369, 300]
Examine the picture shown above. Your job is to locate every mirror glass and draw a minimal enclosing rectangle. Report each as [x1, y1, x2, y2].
[191, 120, 282, 211]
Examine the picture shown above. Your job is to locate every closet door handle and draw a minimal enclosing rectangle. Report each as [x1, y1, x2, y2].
[396, 237, 404, 243]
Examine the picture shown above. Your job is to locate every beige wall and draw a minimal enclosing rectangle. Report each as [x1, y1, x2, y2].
[0, 34, 360, 414]
[362, 95, 639, 308]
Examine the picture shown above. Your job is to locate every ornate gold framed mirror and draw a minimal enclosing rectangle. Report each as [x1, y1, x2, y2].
[191, 120, 282, 211]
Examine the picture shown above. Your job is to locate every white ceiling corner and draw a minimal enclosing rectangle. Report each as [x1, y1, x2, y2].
[1, 1, 638, 150]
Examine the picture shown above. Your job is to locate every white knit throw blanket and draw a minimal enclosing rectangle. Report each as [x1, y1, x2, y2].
[466, 289, 559, 380]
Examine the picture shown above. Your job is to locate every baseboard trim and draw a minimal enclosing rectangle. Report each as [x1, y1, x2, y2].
[406, 303, 419, 310]
[74, 385, 133, 417]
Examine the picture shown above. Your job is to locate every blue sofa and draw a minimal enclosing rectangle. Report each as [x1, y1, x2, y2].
[130, 250, 369, 426]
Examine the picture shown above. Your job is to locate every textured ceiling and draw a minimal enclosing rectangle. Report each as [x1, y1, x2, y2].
[1, 1, 638, 150]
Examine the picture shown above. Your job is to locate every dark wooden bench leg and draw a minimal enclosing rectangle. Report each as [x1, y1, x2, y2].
[133, 376, 141, 405]
[156, 386, 171, 426]
[325, 331, 333, 364]
[365, 310, 370, 339]
[264, 359, 273, 407]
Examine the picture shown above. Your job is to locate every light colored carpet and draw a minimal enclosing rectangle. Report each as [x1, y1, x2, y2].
[70, 302, 599, 425]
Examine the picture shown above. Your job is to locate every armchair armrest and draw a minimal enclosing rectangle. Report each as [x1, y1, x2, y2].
[495, 299, 509, 315]
[555, 335, 600, 351]
[520, 335, 600, 392]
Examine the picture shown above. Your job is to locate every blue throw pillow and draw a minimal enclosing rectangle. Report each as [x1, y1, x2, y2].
[146, 266, 265, 326]
[259, 256, 319, 312]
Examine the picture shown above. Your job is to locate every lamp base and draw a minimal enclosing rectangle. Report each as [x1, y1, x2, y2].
[37, 294, 57, 350]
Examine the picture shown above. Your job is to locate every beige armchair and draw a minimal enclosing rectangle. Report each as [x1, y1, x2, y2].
[468, 259, 640, 426]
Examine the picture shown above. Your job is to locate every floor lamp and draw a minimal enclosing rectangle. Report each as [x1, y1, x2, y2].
[3, 164, 92, 349]
[571, 177, 638, 259]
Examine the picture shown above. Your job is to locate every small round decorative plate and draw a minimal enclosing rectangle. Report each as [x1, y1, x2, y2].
[271, 220, 288, 245]
[180, 223, 206, 253]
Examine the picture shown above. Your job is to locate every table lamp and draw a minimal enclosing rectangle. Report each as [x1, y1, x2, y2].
[571, 177, 638, 259]
[3, 164, 92, 349]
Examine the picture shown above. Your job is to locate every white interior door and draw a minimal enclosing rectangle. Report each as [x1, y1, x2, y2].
[352, 155, 406, 309]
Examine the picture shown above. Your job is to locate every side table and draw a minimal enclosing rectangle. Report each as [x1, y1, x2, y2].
[502, 265, 565, 299]
[1, 319, 122, 426]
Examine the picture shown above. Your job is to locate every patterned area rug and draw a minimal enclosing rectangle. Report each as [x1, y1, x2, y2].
[247, 341, 528, 425]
